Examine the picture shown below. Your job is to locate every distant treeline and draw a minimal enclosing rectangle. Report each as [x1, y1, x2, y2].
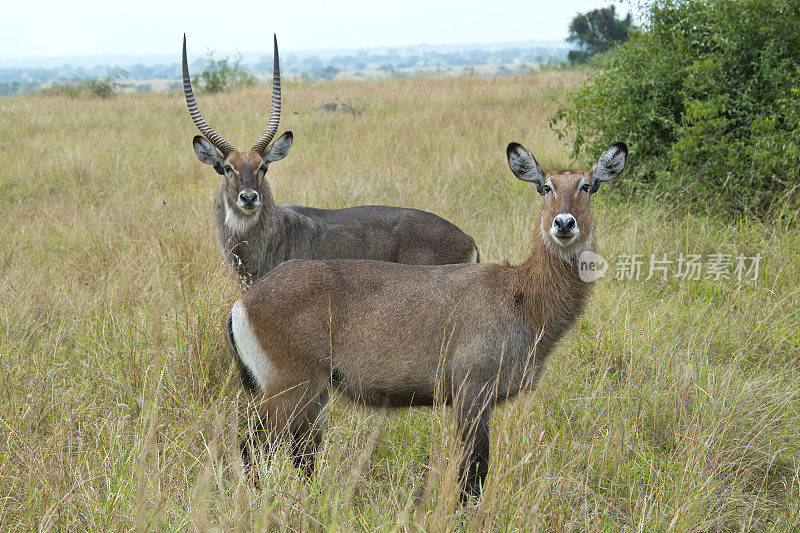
[0, 63, 173, 96]
[280, 45, 568, 73]
[0, 44, 568, 96]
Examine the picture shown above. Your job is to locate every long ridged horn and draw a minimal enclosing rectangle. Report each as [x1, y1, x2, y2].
[251, 34, 282, 155]
[182, 34, 236, 157]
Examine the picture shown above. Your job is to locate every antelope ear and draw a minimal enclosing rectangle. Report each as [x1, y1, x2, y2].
[193, 136, 225, 175]
[590, 142, 627, 193]
[507, 142, 545, 194]
[263, 131, 293, 163]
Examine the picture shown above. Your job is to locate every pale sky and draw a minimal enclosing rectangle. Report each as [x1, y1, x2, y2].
[3, 0, 633, 61]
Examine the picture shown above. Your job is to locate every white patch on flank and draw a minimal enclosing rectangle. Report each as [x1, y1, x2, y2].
[224, 196, 259, 235]
[230, 300, 274, 392]
[471, 246, 479, 263]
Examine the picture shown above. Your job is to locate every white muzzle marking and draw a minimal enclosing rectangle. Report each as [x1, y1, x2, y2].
[224, 196, 259, 234]
[550, 214, 579, 247]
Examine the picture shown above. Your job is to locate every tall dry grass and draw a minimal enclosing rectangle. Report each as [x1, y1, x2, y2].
[0, 70, 798, 530]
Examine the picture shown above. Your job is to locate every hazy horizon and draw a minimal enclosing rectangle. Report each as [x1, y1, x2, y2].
[0, 39, 572, 69]
[4, 0, 632, 67]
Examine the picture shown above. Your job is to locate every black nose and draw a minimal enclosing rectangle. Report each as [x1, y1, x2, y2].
[554, 216, 575, 233]
[239, 192, 258, 206]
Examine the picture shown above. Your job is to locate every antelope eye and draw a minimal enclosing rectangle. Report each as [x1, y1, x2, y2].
[258, 165, 268, 174]
[224, 165, 234, 174]
[542, 185, 552, 194]
[581, 183, 590, 192]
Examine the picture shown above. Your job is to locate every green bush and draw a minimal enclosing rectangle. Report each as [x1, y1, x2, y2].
[199, 52, 256, 93]
[39, 73, 127, 99]
[552, 0, 800, 217]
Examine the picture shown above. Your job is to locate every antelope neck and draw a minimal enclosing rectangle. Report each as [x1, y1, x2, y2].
[512, 227, 594, 328]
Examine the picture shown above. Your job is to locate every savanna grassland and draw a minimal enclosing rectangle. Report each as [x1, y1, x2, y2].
[1, 70, 799, 531]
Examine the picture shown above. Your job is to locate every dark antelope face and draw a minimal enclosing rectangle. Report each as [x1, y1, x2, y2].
[183, 33, 290, 231]
[193, 132, 293, 220]
[507, 142, 628, 258]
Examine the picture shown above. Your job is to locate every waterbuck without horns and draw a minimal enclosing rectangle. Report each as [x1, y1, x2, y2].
[182, 35, 478, 285]
[225, 140, 628, 499]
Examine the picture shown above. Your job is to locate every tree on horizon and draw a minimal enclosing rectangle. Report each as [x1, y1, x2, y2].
[567, 5, 635, 64]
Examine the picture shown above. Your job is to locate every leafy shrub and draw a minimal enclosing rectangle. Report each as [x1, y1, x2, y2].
[315, 66, 341, 81]
[199, 52, 256, 93]
[82, 76, 124, 98]
[552, 0, 800, 216]
[39, 73, 127, 98]
[39, 82, 82, 98]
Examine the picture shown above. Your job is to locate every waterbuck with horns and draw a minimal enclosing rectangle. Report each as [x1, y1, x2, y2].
[183, 35, 478, 284]
[226, 140, 627, 499]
